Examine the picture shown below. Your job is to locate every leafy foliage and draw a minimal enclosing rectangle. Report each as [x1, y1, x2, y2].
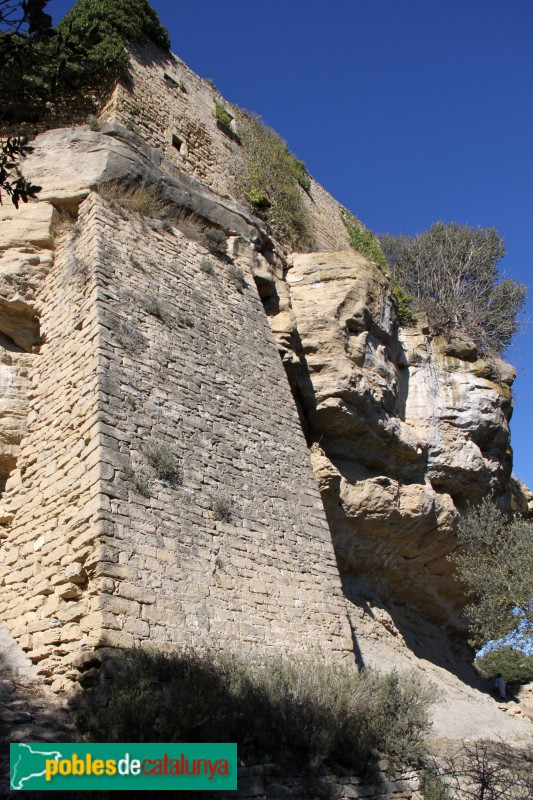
[475, 645, 533, 684]
[78, 648, 435, 774]
[142, 441, 180, 486]
[0, 0, 170, 122]
[212, 496, 233, 522]
[0, 0, 52, 36]
[379, 222, 527, 355]
[236, 110, 315, 252]
[341, 209, 417, 326]
[214, 101, 233, 128]
[0, 136, 41, 206]
[449, 499, 533, 649]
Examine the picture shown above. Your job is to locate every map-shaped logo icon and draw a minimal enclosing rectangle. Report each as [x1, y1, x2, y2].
[11, 743, 63, 790]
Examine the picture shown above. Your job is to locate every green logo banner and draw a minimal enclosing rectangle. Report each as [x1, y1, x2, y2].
[10, 743, 237, 791]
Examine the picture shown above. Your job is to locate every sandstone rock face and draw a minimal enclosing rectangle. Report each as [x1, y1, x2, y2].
[285, 251, 515, 631]
[0, 204, 56, 506]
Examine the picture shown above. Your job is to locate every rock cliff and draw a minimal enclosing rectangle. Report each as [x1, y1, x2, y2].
[270, 250, 517, 633]
[0, 42, 530, 749]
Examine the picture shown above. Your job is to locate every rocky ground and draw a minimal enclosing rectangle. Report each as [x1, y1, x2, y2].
[0, 624, 75, 796]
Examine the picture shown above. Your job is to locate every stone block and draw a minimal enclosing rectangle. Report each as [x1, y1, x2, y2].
[0, 201, 55, 250]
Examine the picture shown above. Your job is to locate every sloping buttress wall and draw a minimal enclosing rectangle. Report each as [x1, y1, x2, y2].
[0, 194, 353, 690]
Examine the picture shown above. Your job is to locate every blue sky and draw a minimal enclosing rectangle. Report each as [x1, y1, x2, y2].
[48, 0, 533, 489]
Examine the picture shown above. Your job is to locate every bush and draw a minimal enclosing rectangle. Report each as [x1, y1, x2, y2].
[212, 496, 233, 522]
[228, 265, 246, 293]
[236, 110, 315, 252]
[425, 741, 533, 800]
[203, 228, 227, 256]
[341, 209, 416, 326]
[142, 442, 181, 486]
[124, 465, 150, 498]
[200, 258, 215, 275]
[214, 102, 233, 128]
[78, 649, 436, 775]
[98, 181, 174, 220]
[475, 646, 533, 684]
[379, 222, 527, 355]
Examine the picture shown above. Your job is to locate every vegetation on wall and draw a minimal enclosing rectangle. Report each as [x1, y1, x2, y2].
[78, 648, 435, 775]
[236, 110, 315, 252]
[0, 0, 170, 123]
[214, 101, 233, 128]
[341, 209, 417, 326]
[449, 499, 533, 650]
[379, 222, 527, 355]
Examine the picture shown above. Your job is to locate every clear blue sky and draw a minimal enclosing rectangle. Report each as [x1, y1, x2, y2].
[48, 0, 533, 489]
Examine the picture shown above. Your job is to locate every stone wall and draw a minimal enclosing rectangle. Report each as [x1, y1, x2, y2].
[101, 44, 350, 253]
[0, 203, 106, 691]
[0, 192, 353, 687]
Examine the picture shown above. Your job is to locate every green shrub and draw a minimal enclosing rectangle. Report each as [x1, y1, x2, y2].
[228, 265, 246, 293]
[214, 102, 233, 128]
[124, 465, 150, 498]
[236, 110, 315, 252]
[142, 442, 181, 486]
[420, 766, 450, 800]
[1, 0, 170, 123]
[144, 295, 165, 321]
[77, 649, 436, 775]
[212, 496, 233, 522]
[177, 312, 194, 328]
[475, 646, 533, 684]
[341, 209, 416, 326]
[200, 258, 215, 275]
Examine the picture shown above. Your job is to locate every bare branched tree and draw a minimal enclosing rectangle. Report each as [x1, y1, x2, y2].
[379, 222, 527, 355]
[424, 740, 533, 800]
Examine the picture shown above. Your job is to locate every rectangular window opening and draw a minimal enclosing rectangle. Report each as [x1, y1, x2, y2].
[172, 134, 184, 153]
[164, 72, 179, 88]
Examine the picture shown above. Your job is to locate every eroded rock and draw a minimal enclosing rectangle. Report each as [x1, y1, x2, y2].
[286, 250, 515, 631]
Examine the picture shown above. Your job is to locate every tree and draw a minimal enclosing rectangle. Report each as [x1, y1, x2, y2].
[0, 0, 170, 204]
[0, 2, 51, 204]
[449, 499, 533, 650]
[0, 0, 170, 123]
[423, 741, 533, 800]
[475, 645, 533, 684]
[379, 222, 527, 355]
[0, 136, 41, 206]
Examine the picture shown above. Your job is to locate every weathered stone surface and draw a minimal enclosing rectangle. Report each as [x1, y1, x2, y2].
[0, 201, 55, 250]
[22, 125, 270, 246]
[286, 250, 516, 630]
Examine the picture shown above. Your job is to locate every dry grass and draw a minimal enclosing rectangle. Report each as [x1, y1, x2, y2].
[98, 181, 173, 220]
[97, 182, 208, 247]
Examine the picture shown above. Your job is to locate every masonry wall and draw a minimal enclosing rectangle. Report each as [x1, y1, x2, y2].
[0, 193, 353, 688]
[89, 193, 353, 659]
[0, 210, 107, 692]
[101, 44, 351, 253]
